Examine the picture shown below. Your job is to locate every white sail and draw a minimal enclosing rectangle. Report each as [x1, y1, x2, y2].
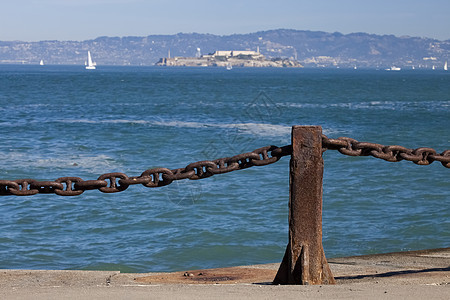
[39, 59, 44, 66]
[445, 61, 448, 71]
[85, 51, 96, 70]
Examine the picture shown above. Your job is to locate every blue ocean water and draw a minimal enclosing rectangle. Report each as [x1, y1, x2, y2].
[0, 65, 448, 273]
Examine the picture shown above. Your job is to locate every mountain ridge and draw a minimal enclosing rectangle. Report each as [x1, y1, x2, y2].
[1, 29, 449, 68]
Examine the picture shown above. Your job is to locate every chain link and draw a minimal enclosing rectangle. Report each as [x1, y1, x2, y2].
[1, 136, 447, 197]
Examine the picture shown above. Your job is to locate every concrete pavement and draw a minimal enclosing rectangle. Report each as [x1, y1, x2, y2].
[1, 248, 449, 299]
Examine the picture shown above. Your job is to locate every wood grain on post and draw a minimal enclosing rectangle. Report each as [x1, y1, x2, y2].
[273, 126, 335, 285]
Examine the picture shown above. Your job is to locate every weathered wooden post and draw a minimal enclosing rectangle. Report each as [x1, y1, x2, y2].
[273, 125, 335, 285]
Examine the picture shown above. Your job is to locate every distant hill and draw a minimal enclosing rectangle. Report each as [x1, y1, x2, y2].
[1, 29, 449, 68]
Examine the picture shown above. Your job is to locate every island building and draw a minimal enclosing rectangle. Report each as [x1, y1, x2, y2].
[202, 50, 264, 60]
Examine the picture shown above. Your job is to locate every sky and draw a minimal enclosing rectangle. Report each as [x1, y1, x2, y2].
[1, 0, 449, 42]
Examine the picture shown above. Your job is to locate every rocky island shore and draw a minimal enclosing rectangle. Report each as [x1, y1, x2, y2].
[156, 50, 303, 68]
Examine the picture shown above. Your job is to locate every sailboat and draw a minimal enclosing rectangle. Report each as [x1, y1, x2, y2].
[226, 62, 233, 70]
[85, 51, 96, 70]
[445, 61, 448, 71]
[39, 59, 44, 66]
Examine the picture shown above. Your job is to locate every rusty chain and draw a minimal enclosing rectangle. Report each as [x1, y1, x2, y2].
[0, 136, 448, 196]
[321, 135, 450, 168]
[0, 145, 293, 196]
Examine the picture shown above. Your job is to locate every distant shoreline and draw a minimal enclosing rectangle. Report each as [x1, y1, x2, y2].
[2, 63, 449, 72]
[2, 29, 447, 68]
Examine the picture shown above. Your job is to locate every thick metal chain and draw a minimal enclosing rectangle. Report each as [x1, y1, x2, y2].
[0, 145, 292, 196]
[1, 136, 448, 196]
[322, 135, 450, 168]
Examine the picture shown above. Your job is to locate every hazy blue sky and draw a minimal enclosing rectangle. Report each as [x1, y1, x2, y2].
[2, 0, 449, 41]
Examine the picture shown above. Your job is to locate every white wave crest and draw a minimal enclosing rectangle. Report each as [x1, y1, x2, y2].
[1, 152, 118, 174]
[59, 119, 293, 138]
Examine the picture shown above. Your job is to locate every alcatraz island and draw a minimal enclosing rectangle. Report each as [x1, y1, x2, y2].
[156, 48, 303, 68]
